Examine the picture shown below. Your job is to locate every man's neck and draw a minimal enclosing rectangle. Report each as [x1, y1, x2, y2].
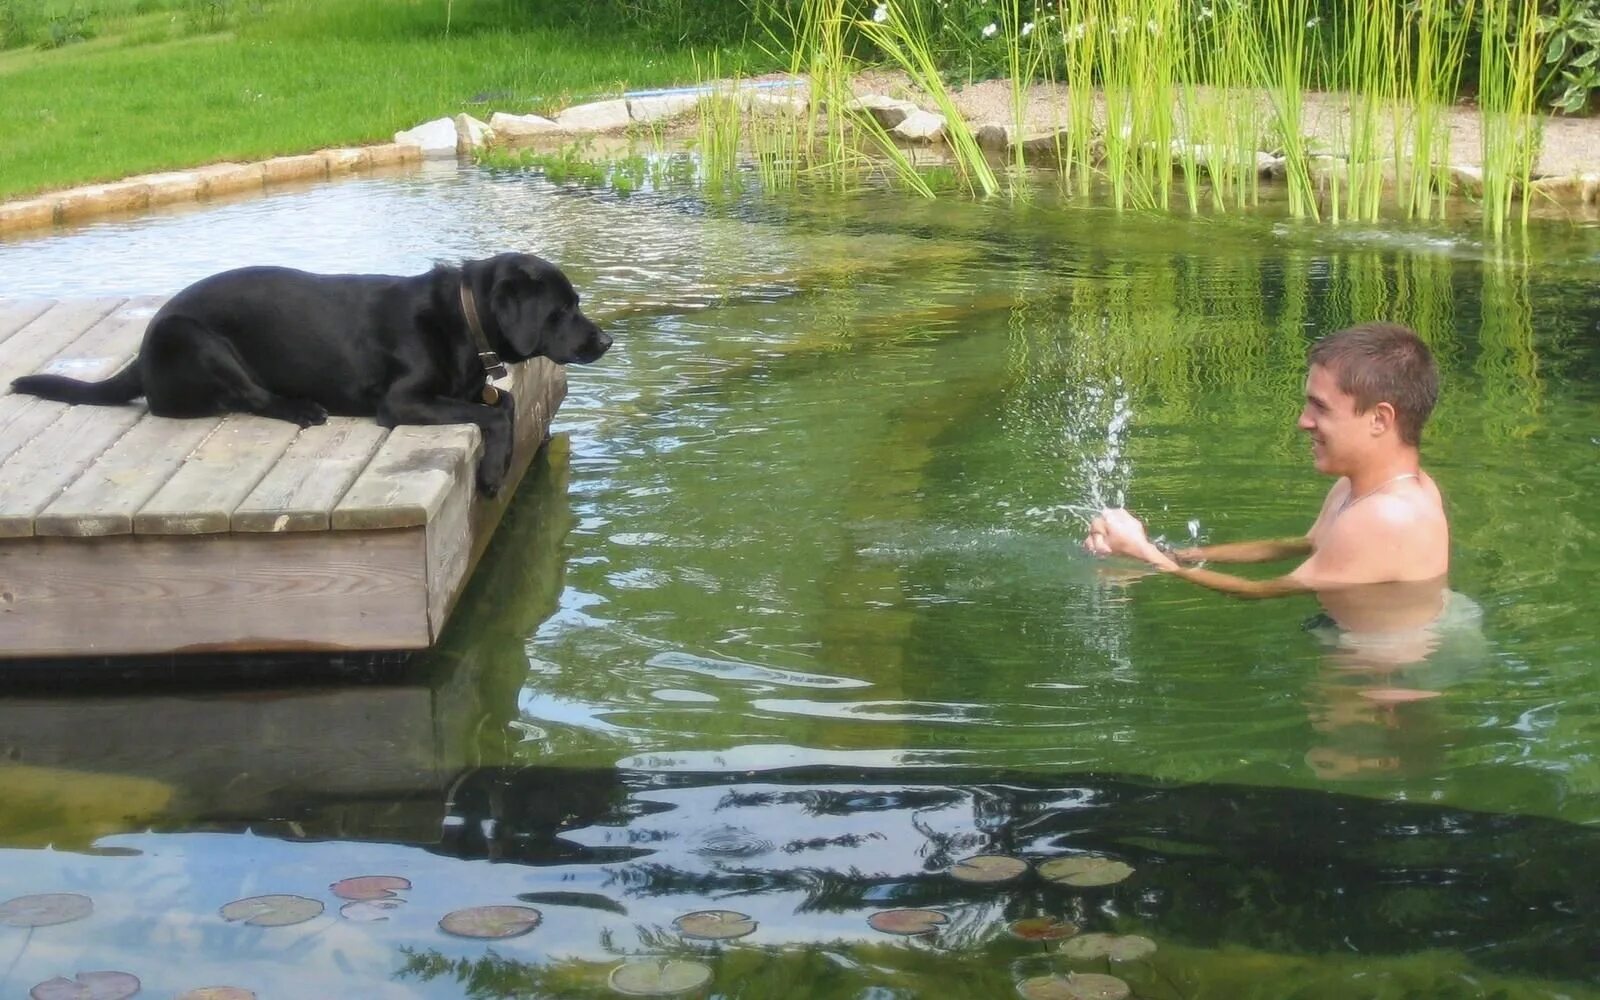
[1346, 451, 1422, 498]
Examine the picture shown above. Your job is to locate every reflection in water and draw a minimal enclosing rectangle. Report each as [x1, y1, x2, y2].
[1303, 585, 1488, 782]
[2, 161, 1600, 995]
[4, 765, 1594, 997]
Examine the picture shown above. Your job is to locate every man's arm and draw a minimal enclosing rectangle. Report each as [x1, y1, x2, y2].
[1171, 537, 1312, 564]
[1087, 508, 1315, 600]
[1138, 543, 1314, 599]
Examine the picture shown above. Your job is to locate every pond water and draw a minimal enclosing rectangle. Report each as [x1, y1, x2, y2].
[1, 161, 1599, 998]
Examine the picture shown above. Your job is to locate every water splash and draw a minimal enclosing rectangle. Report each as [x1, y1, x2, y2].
[1023, 375, 1134, 528]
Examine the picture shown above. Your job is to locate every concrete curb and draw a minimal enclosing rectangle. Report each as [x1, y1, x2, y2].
[0, 142, 422, 237]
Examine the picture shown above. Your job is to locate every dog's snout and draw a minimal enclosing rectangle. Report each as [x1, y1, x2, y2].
[595, 330, 613, 352]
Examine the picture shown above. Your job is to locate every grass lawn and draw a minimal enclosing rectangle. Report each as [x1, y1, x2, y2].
[0, 0, 776, 200]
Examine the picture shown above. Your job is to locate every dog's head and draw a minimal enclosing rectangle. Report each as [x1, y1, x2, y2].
[472, 252, 611, 365]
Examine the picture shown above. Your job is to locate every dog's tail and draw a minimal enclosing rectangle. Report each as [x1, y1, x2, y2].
[11, 363, 143, 405]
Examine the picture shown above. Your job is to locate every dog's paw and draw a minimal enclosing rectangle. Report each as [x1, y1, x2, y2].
[475, 466, 505, 499]
[272, 399, 328, 428]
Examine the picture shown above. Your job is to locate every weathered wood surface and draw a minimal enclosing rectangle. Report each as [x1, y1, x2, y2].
[232, 420, 387, 532]
[135, 415, 302, 534]
[0, 295, 570, 658]
[0, 530, 431, 655]
[35, 415, 220, 537]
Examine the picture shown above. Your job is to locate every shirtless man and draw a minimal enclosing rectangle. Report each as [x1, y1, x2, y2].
[1083, 322, 1450, 630]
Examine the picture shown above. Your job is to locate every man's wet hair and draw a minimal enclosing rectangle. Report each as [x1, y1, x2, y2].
[1308, 322, 1439, 446]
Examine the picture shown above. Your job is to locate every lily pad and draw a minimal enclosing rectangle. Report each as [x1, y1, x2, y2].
[330, 875, 411, 901]
[340, 899, 404, 922]
[950, 854, 1029, 883]
[1007, 916, 1080, 941]
[30, 971, 140, 1000]
[672, 909, 757, 941]
[176, 990, 256, 1000]
[219, 895, 323, 927]
[608, 959, 713, 997]
[438, 905, 542, 939]
[866, 908, 949, 935]
[0, 893, 93, 928]
[1038, 856, 1134, 887]
[1359, 687, 1443, 704]
[1059, 932, 1157, 962]
[1016, 972, 1130, 1000]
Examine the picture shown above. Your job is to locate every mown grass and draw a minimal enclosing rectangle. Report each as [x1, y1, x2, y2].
[0, 0, 775, 199]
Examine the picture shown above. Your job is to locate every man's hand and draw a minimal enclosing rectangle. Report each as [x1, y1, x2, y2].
[1083, 508, 1176, 569]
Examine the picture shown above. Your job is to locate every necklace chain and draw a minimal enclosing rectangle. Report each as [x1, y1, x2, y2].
[1339, 472, 1419, 514]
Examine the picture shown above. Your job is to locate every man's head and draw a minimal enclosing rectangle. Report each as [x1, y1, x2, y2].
[1299, 322, 1438, 474]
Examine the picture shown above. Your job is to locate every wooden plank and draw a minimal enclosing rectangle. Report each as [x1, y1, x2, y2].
[0, 404, 145, 537]
[427, 358, 568, 637]
[0, 298, 155, 477]
[0, 300, 52, 348]
[0, 298, 127, 390]
[134, 415, 302, 535]
[34, 414, 222, 537]
[37, 294, 164, 381]
[0, 395, 66, 467]
[424, 449, 476, 638]
[332, 424, 480, 530]
[0, 530, 430, 656]
[232, 419, 388, 533]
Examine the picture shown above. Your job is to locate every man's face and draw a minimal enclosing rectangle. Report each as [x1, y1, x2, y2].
[1298, 363, 1369, 475]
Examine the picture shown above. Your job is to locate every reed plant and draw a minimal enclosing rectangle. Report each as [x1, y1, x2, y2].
[694, 57, 746, 191]
[1259, 0, 1320, 220]
[1053, 0, 1099, 197]
[999, 0, 1045, 186]
[1478, 0, 1543, 237]
[1401, 0, 1478, 220]
[1326, 0, 1401, 223]
[857, 0, 999, 196]
[784, 0, 861, 191]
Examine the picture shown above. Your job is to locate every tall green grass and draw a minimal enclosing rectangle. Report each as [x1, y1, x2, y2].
[0, 0, 774, 199]
[1478, 0, 1544, 237]
[697, 0, 1553, 233]
[857, 0, 999, 196]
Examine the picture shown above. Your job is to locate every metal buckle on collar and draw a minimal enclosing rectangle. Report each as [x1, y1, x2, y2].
[479, 351, 509, 380]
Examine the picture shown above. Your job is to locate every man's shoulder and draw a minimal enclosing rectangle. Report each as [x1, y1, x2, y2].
[1336, 486, 1449, 545]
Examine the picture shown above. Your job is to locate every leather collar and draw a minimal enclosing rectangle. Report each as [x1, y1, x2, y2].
[459, 279, 509, 380]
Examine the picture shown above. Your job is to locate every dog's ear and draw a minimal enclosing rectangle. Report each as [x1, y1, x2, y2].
[486, 256, 554, 360]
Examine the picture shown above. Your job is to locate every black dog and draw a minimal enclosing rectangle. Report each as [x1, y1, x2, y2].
[10, 252, 610, 496]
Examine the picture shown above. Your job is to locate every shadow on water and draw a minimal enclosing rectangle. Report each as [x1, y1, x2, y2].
[0, 435, 574, 850]
[409, 763, 1600, 992]
[1, 168, 1599, 996]
[0, 439, 1589, 995]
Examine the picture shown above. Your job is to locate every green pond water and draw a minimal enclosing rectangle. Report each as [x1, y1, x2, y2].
[0, 165, 1598, 998]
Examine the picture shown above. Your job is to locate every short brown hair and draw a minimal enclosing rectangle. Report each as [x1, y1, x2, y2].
[1307, 322, 1439, 446]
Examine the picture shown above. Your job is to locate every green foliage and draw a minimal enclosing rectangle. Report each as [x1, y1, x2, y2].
[1540, 0, 1600, 111]
[479, 143, 695, 196]
[40, 3, 93, 49]
[505, 0, 810, 47]
[0, 0, 27, 49]
[184, 0, 265, 34]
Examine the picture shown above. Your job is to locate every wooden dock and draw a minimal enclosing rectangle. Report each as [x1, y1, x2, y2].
[0, 296, 567, 659]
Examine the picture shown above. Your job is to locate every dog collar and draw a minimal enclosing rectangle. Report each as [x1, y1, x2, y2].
[458, 280, 509, 381]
